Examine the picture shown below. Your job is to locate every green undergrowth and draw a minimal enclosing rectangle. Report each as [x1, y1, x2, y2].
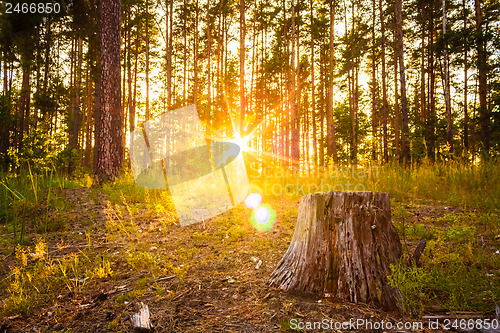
[253, 159, 500, 210]
[0, 168, 80, 244]
[2, 238, 114, 316]
[0, 161, 499, 318]
[389, 211, 500, 317]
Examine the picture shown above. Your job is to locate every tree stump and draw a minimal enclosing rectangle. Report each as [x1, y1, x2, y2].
[267, 191, 402, 311]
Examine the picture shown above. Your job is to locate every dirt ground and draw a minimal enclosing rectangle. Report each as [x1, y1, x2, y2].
[0, 188, 496, 332]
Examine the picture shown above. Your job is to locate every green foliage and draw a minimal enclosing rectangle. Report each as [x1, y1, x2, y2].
[388, 261, 431, 317]
[0, 168, 74, 244]
[441, 225, 476, 242]
[389, 208, 500, 315]
[373, 160, 500, 210]
[408, 223, 435, 240]
[8, 128, 66, 173]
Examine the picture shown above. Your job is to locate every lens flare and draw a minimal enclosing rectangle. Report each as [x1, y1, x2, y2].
[244, 193, 262, 209]
[230, 133, 251, 152]
[255, 206, 270, 224]
[250, 204, 276, 231]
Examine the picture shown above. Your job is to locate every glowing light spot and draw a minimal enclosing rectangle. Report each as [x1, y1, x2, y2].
[230, 133, 251, 152]
[250, 204, 276, 231]
[244, 193, 262, 209]
[255, 206, 270, 224]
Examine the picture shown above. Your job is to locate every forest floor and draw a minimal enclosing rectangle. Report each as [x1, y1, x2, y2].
[0, 166, 499, 332]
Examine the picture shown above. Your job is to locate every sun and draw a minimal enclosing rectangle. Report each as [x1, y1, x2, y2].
[230, 133, 251, 152]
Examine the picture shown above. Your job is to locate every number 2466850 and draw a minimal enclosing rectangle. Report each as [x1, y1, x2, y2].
[4, 2, 61, 14]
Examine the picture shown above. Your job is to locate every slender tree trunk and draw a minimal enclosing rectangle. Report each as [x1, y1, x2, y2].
[380, 0, 388, 163]
[394, 47, 400, 160]
[295, 8, 302, 171]
[395, 0, 409, 166]
[69, 37, 83, 175]
[207, 0, 211, 115]
[371, 0, 377, 161]
[319, 48, 325, 167]
[240, 0, 246, 133]
[284, 0, 290, 168]
[18, 54, 31, 150]
[2, 54, 7, 93]
[194, 0, 199, 107]
[352, 63, 358, 164]
[127, 9, 132, 128]
[428, 11, 436, 161]
[132, 36, 138, 135]
[167, 0, 173, 110]
[183, 0, 187, 106]
[311, 0, 317, 170]
[442, 0, 452, 153]
[94, 0, 123, 183]
[326, 0, 338, 164]
[463, 0, 468, 152]
[84, 64, 93, 168]
[420, 5, 426, 127]
[290, 0, 300, 173]
[145, 0, 150, 121]
[474, 0, 489, 154]
[34, 39, 41, 130]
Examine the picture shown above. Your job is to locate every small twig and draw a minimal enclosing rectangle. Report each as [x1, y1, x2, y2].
[153, 275, 176, 283]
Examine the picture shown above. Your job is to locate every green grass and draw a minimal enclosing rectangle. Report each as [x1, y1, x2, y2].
[1, 160, 499, 318]
[389, 208, 500, 316]
[252, 160, 500, 210]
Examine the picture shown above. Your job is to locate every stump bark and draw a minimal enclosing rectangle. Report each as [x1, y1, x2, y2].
[267, 191, 402, 310]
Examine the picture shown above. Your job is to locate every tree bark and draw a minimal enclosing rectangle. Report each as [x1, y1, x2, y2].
[326, 0, 338, 164]
[239, 0, 246, 134]
[442, 0, 452, 153]
[290, 0, 300, 173]
[428, 9, 436, 161]
[69, 37, 83, 175]
[94, 0, 123, 184]
[145, 0, 150, 121]
[267, 191, 402, 311]
[394, 37, 400, 160]
[167, 0, 173, 110]
[207, 0, 211, 115]
[18, 54, 31, 150]
[395, 0, 410, 166]
[420, 5, 426, 128]
[463, 0, 468, 152]
[311, 0, 317, 170]
[474, 0, 489, 154]
[380, 0, 388, 163]
[371, 0, 377, 161]
[183, 0, 187, 106]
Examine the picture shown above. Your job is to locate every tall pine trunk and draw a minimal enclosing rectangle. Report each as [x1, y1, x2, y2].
[395, 0, 409, 166]
[428, 10, 436, 161]
[145, 0, 150, 121]
[69, 37, 83, 175]
[442, 0, 452, 153]
[239, 0, 246, 133]
[463, 0, 468, 152]
[94, 0, 123, 183]
[326, 0, 337, 164]
[290, 0, 300, 173]
[311, 0, 317, 170]
[474, 0, 489, 154]
[379, 0, 388, 163]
